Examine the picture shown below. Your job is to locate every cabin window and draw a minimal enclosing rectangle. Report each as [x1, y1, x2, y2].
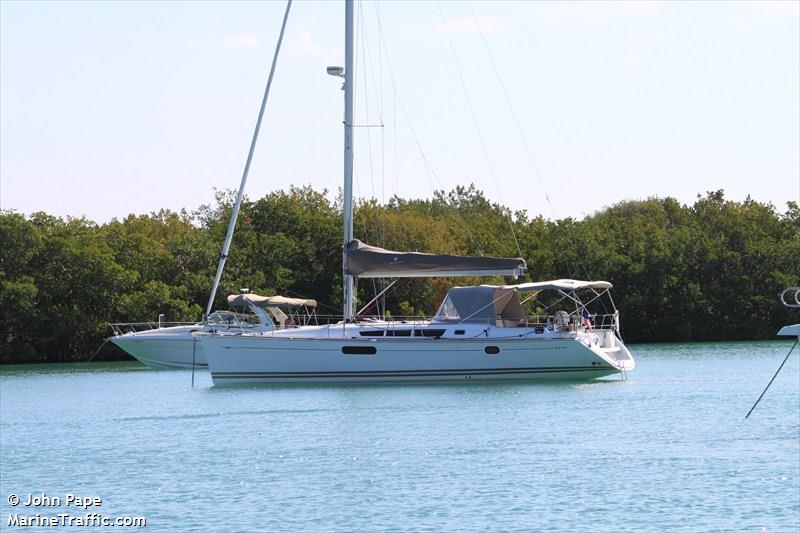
[342, 346, 377, 355]
[484, 346, 500, 355]
[454, 329, 465, 335]
[359, 330, 385, 337]
[386, 329, 412, 337]
[414, 329, 446, 338]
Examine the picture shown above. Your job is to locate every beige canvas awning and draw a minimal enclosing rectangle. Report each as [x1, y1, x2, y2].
[227, 294, 317, 308]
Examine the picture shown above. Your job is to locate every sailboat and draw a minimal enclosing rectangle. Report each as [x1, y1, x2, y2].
[196, 0, 635, 385]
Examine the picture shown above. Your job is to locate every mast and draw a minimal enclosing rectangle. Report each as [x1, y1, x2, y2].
[205, 0, 293, 316]
[342, 0, 355, 321]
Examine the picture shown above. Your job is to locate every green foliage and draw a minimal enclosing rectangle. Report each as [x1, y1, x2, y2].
[0, 187, 797, 362]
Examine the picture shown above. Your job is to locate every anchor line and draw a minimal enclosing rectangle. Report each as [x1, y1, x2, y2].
[745, 339, 797, 419]
[191, 336, 198, 388]
[85, 338, 110, 364]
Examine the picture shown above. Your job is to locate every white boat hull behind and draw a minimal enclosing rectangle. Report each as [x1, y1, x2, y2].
[199, 325, 634, 385]
[778, 324, 800, 337]
[109, 299, 300, 369]
[111, 325, 207, 369]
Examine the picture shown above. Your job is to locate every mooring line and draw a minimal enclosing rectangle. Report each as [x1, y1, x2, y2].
[85, 338, 110, 364]
[191, 336, 198, 388]
[745, 339, 797, 419]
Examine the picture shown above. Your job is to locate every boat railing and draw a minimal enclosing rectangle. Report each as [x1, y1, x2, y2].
[312, 314, 434, 326]
[110, 311, 265, 336]
[309, 312, 619, 332]
[112, 311, 622, 335]
[524, 312, 618, 332]
[781, 287, 800, 308]
[109, 321, 197, 336]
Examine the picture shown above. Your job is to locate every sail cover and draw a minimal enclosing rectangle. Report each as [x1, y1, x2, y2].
[345, 240, 526, 278]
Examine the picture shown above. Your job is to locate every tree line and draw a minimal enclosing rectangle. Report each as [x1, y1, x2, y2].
[1, 186, 797, 363]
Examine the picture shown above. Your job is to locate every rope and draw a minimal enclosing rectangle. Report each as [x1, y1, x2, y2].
[466, 0, 554, 216]
[85, 338, 110, 363]
[745, 339, 797, 419]
[191, 335, 198, 388]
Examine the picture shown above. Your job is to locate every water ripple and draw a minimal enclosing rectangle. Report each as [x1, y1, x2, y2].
[1, 341, 798, 532]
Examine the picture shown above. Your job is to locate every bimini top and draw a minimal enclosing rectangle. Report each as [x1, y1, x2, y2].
[345, 239, 526, 278]
[433, 285, 525, 324]
[432, 280, 613, 324]
[227, 294, 317, 308]
[503, 279, 612, 292]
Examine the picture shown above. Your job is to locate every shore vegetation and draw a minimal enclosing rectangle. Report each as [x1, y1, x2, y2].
[1, 187, 797, 363]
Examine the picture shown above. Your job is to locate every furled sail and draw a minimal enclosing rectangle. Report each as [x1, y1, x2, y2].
[345, 240, 526, 278]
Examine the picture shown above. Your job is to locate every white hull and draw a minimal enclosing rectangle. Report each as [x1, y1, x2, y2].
[200, 324, 634, 385]
[110, 325, 207, 369]
[110, 307, 279, 369]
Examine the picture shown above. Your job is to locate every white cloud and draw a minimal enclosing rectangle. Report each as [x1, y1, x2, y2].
[436, 16, 499, 35]
[223, 33, 258, 49]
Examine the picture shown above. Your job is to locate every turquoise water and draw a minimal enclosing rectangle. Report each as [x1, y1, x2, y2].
[1, 341, 798, 532]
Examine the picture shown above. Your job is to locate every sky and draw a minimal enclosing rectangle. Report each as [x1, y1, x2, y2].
[1, 0, 798, 223]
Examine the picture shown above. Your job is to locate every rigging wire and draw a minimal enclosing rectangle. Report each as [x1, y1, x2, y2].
[466, 1, 596, 281]
[371, 1, 486, 256]
[358, 1, 376, 201]
[466, 0, 555, 217]
[351, 2, 362, 206]
[377, 0, 386, 214]
[436, 0, 524, 261]
[376, 1, 388, 312]
[357, 0, 389, 304]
